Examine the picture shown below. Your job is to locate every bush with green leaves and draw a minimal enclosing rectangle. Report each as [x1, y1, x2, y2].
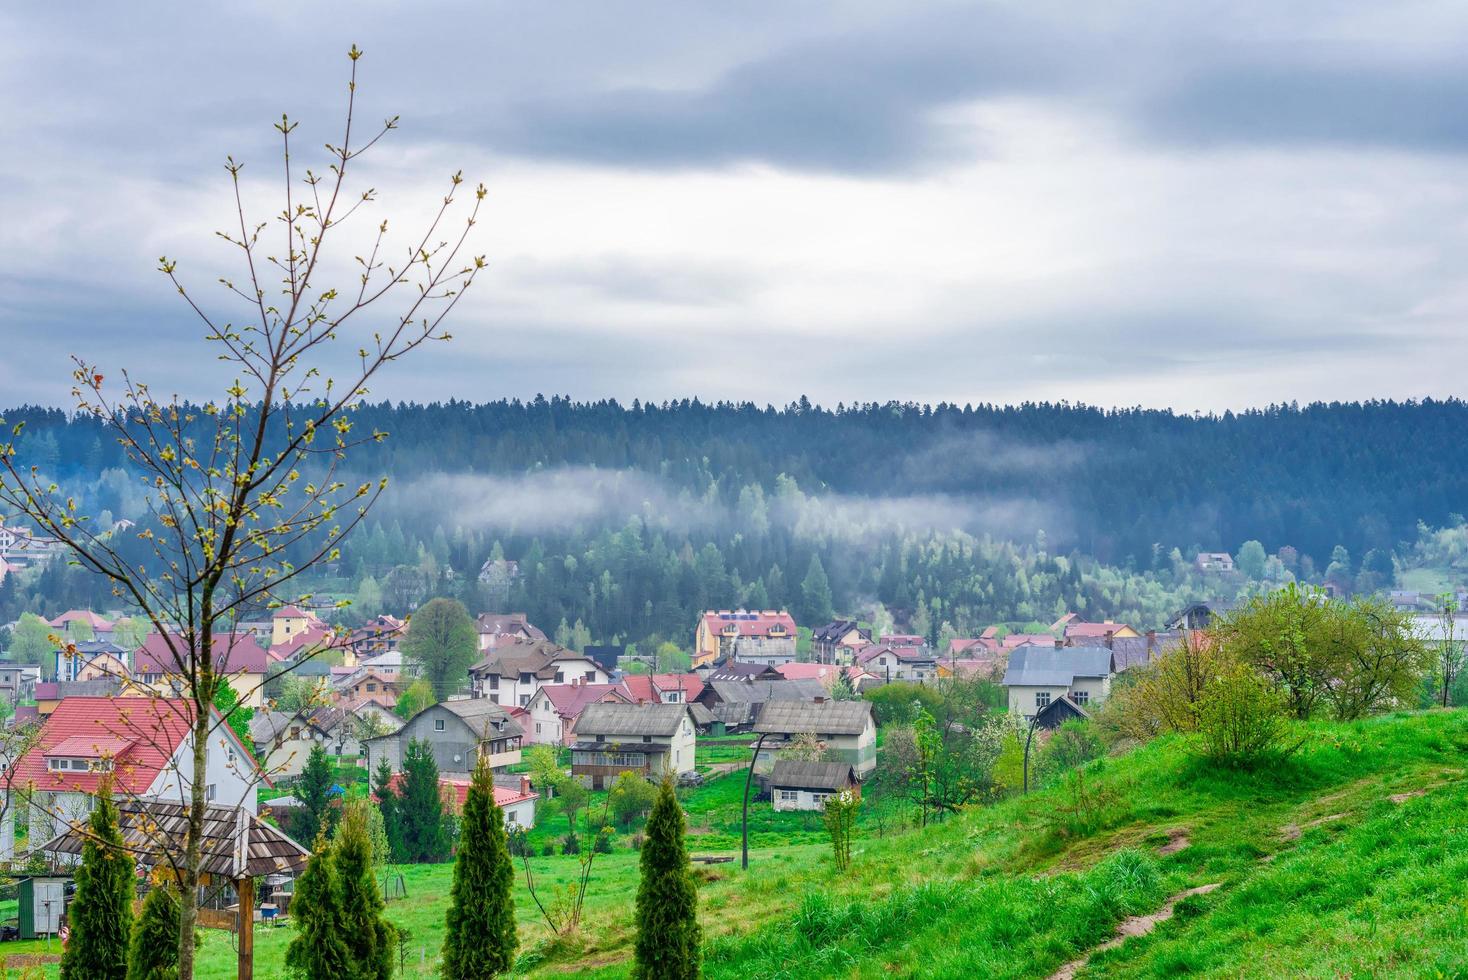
[127, 882, 181, 980]
[1195, 662, 1298, 768]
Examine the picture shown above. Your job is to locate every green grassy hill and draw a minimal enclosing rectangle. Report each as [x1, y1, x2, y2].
[5, 710, 1464, 977]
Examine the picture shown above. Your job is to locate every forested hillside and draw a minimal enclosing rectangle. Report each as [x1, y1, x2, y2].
[2, 397, 1462, 647]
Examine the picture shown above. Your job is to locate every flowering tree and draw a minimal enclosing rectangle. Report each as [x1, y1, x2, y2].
[0, 46, 484, 976]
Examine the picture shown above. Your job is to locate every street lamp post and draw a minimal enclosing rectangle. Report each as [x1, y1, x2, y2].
[741, 732, 770, 870]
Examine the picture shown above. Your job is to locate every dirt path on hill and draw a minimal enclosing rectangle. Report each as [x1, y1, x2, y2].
[1046, 883, 1222, 980]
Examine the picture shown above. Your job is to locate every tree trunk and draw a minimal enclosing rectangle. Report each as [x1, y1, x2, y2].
[178, 623, 214, 980]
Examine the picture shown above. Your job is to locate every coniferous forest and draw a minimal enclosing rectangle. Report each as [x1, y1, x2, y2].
[1, 397, 1461, 647]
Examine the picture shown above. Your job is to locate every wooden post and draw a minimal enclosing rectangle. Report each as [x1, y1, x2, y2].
[236, 875, 254, 980]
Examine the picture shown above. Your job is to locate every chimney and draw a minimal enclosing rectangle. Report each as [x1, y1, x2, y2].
[1054, 637, 1064, 649]
[1104, 629, 1114, 650]
[520, 775, 531, 796]
[1146, 630, 1156, 655]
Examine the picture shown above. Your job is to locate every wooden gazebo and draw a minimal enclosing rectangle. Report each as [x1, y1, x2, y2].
[39, 797, 311, 979]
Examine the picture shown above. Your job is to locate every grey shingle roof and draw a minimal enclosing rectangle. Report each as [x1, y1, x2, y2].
[769, 760, 856, 791]
[440, 699, 525, 739]
[754, 700, 873, 736]
[706, 678, 826, 704]
[1002, 646, 1113, 687]
[575, 702, 691, 737]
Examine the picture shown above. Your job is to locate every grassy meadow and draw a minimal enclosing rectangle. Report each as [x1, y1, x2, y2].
[3, 709, 1467, 976]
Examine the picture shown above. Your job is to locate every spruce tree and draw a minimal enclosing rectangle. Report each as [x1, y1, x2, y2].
[371, 758, 404, 862]
[441, 756, 517, 978]
[800, 554, 833, 624]
[398, 738, 449, 862]
[334, 801, 396, 980]
[632, 779, 701, 980]
[61, 786, 134, 980]
[127, 883, 180, 980]
[285, 832, 349, 979]
[297, 742, 336, 844]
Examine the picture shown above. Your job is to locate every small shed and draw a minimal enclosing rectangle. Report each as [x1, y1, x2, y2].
[1033, 693, 1092, 730]
[17, 875, 68, 939]
[768, 760, 858, 812]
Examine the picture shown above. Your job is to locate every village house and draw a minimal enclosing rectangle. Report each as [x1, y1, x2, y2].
[51, 640, 129, 684]
[1052, 614, 1139, 644]
[48, 610, 114, 642]
[468, 638, 610, 707]
[695, 676, 828, 731]
[693, 610, 798, 668]
[702, 660, 782, 683]
[135, 631, 278, 709]
[0, 664, 41, 705]
[0, 519, 63, 568]
[752, 700, 878, 777]
[388, 771, 538, 829]
[0, 696, 261, 859]
[33, 680, 131, 720]
[619, 672, 705, 705]
[856, 642, 939, 683]
[474, 612, 545, 653]
[249, 709, 330, 779]
[1194, 552, 1236, 573]
[810, 620, 873, 665]
[773, 661, 881, 693]
[363, 698, 523, 777]
[768, 760, 860, 812]
[1002, 645, 1115, 721]
[337, 669, 400, 708]
[346, 614, 406, 659]
[271, 605, 325, 648]
[570, 702, 697, 789]
[525, 681, 630, 745]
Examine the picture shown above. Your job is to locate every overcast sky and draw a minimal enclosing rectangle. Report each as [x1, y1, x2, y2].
[4, 1, 1468, 412]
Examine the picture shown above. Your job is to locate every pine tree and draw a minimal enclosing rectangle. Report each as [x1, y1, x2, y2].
[127, 883, 180, 980]
[371, 758, 404, 862]
[398, 738, 449, 862]
[441, 756, 517, 978]
[61, 786, 134, 980]
[334, 801, 396, 980]
[297, 742, 335, 843]
[801, 554, 833, 624]
[632, 779, 701, 980]
[285, 833, 349, 979]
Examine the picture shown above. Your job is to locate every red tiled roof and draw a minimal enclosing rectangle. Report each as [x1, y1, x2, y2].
[701, 610, 797, 638]
[619, 675, 658, 703]
[47, 734, 135, 758]
[273, 605, 312, 619]
[270, 625, 337, 661]
[539, 683, 628, 717]
[773, 663, 872, 684]
[13, 697, 196, 795]
[383, 773, 537, 812]
[651, 673, 703, 702]
[49, 610, 113, 631]
[135, 632, 273, 675]
[1065, 621, 1132, 638]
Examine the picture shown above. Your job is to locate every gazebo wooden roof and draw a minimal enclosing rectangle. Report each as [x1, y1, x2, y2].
[39, 797, 310, 879]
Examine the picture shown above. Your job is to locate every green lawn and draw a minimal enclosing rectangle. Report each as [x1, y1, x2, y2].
[4, 710, 1467, 977]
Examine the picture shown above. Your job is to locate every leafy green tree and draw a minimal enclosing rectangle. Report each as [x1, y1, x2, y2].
[400, 597, 478, 699]
[212, 682, 254, 761]
[800, 555, 833, 625]
[127, 883, 181, 980]
[441, 757, 517, 978]
[553, 775, 590, 837]
[335, 800, 396, 980]
[632, 779, 701, 980]
[1037, 720, 1104, 785]
[61, 786, 134, 980]
[399, 739, 450, 862]
[65, 619, 95, 643]
[285, 832, 348, 979]
[609, 771, 658, 828]
[111, 616, 148, 653]
[524, 744, 562, 793]
[1236, 540, 1267, 580]
[394, 677, 437, 720]
[9, 612, 53, 667]
[274, 674, 325, 714]
[297, 743, 336, 845]
[1195, 662, 1297, 768]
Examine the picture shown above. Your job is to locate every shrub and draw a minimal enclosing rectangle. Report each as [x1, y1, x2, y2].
[632, 779, 700, 979]
[507, 826, 531, 857]
[1043, 770, 1120, 839]
[541, 843, 556, 857]
[1037, 719, 1105, 785]
[593, 829, 614, 854]
[128, 882, 181, 980]
[1195, 663, 1298, 768]
[561, 832, 581, 855]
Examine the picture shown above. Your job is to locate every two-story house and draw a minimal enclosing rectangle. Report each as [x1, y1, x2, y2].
[363, 698, 523, 777]
[570, 702, 697, 788]
[856, 642, 939, 683]
[694, 610, 798, 668]
[135, 632, 278, 709]
[474, 612, 545, 653]
[619, 673, 704, 705]
[47, 610, 115, 643]
[346, 615, 406, 660]
[51, 640, 129, 684]
[468, 639, 610, 707]
[752, 700, 878, 777]
[525, 681, 631, 746]
[1002, 645, 1115, 721]
[810, 620, 873, 665]
[0, 696, 261, 859]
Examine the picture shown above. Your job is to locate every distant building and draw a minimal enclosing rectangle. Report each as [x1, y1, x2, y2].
[694, 610, 797, 668]
[1195, 552, 1235, 573]
[1003, 645, 1114, 721]
[363, 698, 523, 777]
[570, 702, 697, 789]
[468, 639, 610, 707]
[473, 612, 545, 653]
[856, 642, 938, 683]
[386, 771, 537, 830]
[768, 760, 859, 812]
[1165, 601, 1235, 632]
[525, 681, 630, 746]
[346, 615, 406, 659]
[135, 632, 278, 709]
[752, 700, 878, 777]
[810, 621, 872, 665]
[271, 605, 325, 649]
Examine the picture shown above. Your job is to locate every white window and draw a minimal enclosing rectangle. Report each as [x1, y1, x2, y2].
[519, 695, 530, 707]
[227, 745, 237, 764]
[506, 810, 518, 824]
[206, 784, 217, 801]
[535, 723, 542, 734]
[1072, 690, 1090, 706]
[777, 790, 798, 802]
[1035, 691, 1051, 709]
[555, 671, 564, 684]
[434, 718, 446, 732]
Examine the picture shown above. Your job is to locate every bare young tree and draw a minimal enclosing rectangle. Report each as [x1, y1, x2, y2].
[0, 46, 484, 976]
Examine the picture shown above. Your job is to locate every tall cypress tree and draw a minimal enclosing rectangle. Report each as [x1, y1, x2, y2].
[335, 801, 396, 980]
[62, 785, 134, 980]
[399, 738, 449, 862]
[632, 779, 701, 980]
[442, 756, 517, 978]
[127, 883, 180, 980]
[285, 833, 349, 979]
[297, 742, 336, 844]
[371, 758, 403, 862]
